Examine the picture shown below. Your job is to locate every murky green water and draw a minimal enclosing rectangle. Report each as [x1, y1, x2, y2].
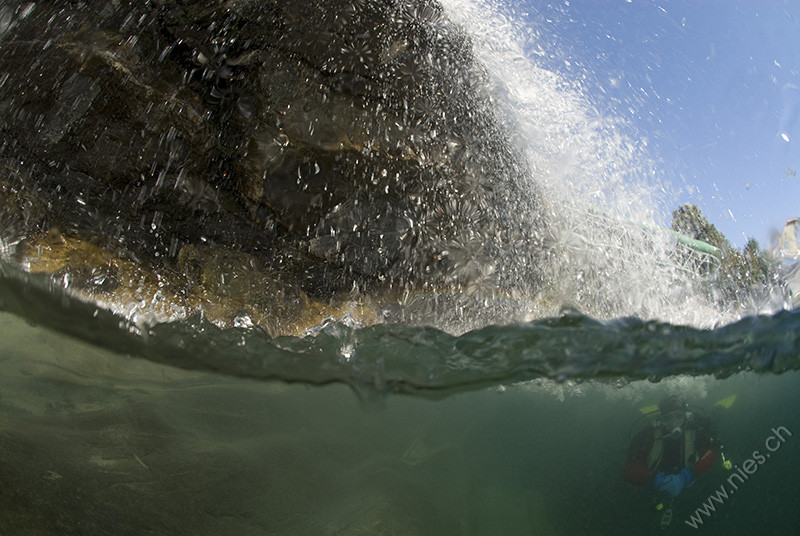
[1, 308, 798, 535]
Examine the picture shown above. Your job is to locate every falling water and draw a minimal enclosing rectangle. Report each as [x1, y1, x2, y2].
[440, 0, 752, 328]
[0, 2, 799, 535]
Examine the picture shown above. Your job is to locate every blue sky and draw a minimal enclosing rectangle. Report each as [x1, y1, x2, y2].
[520, 0, 800, 249]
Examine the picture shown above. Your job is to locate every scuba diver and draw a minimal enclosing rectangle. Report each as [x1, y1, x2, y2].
[622, 393, 728, 528]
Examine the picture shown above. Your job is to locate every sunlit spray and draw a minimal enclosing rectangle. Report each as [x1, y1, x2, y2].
[439, 0, 775, 328]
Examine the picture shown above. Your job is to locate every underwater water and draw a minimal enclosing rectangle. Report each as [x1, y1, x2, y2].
[1, 0, 800, 534]
[1, 297, 800, 535]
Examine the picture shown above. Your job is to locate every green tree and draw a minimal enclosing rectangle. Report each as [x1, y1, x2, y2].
[671, 203, 729, 250]
[743, 237, 771, 284]
[671, 204, 775, 302]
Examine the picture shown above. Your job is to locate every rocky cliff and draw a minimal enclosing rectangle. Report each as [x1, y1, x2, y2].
[0, 0, 545, 334]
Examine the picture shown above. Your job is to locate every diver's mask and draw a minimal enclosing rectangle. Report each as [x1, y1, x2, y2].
[661, 410, 687, 438]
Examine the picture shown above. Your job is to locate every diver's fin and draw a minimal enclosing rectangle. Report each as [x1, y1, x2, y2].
[639, 404, 660, 415]
[714, 395, 737, 409]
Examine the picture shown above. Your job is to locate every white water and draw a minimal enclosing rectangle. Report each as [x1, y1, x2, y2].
[440, 0, 762, 328]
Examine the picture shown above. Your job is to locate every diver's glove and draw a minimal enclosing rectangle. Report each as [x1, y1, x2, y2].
[652, 468, 694, 497]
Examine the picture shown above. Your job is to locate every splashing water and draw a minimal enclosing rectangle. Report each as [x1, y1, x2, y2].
[0, 0, 791, 389]
[1, 6, 800, 534]
[440, 0, 771, 329]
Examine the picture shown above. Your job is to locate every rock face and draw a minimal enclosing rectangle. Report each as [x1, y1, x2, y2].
[0, 0, 546, 333]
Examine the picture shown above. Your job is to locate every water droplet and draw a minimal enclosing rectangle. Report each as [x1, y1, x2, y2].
[233, 315, 253, 328]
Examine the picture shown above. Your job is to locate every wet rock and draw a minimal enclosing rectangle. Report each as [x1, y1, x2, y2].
[0, 0, 546, 332]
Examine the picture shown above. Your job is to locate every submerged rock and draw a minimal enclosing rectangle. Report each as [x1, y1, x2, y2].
[0, 0, 546, 333]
